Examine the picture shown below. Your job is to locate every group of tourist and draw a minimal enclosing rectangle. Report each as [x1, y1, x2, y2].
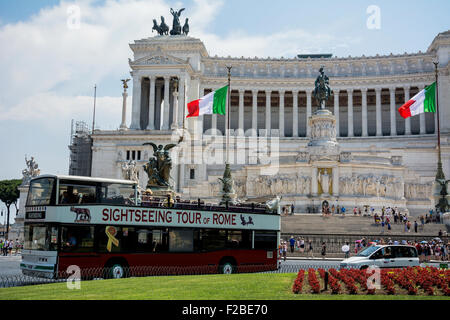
[0, 239, 22, 256]
[280, 236, 325, 260]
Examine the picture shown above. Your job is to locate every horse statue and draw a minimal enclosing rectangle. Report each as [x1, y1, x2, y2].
[152, 19, 163, 35]
[313, 66, 332, 109]
[182, 18, 189, 36]
[159, 16, 169, 35]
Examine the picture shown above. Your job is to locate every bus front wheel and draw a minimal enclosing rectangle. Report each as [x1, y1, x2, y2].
[104, 260, 129, 279]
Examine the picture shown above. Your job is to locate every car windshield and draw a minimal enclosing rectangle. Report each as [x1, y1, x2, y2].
[356, 245, 381, 257]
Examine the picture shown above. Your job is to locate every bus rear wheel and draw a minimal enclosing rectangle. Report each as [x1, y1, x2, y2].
[219, 259, 236, 274]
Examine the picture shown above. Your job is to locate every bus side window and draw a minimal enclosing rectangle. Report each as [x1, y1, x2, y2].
[61, 226, 94, 253]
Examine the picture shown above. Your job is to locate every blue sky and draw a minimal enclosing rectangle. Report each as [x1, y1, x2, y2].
[0, 0, 449, 222]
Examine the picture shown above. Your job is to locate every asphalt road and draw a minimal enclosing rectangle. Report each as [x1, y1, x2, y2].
[0, 256, 21, 276]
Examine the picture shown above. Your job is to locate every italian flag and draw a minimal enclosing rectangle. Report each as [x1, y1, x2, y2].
[187, 85, 228, 118]
[398, 82, 436, 119]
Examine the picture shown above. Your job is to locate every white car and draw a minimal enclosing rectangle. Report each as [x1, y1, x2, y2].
[340, 245, 420, 270]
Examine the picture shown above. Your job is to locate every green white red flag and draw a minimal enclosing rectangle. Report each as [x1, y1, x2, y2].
[398, 82, 436, 119]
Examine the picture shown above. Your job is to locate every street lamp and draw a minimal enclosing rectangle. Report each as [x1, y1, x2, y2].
[431, 58, 449, 215]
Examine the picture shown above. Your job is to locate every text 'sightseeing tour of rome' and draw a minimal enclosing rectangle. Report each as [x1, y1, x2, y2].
[0, 0, 449, 311]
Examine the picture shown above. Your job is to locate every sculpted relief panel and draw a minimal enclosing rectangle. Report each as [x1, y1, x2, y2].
[310, 120, 336, 140]
[339, 174, 405, 200]
[405, 183, 432, 200]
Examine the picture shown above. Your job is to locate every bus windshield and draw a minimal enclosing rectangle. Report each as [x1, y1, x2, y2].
[27, 178, 55, 206]
[24, 224, 58, 251]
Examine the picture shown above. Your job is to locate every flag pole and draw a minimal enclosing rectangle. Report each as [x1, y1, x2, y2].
[219, 66, 236, 206]
[433, 62, 444, 181]
[226, 66, 232, 164]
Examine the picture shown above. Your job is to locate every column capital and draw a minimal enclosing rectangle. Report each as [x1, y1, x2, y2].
[252, 89, 258, 96]
[347, 88, 354, 94]
[279, 89, 285, 95]
[375, 87, 382, 94]
[163, 76, 171, 81]
[291, 89, 299, 94]
[265, 89, 272, 94]
[388, 85, 396, 92]
[360, 87, 368, 94]
[402, 85, 410, 91]
[333, 88, 340, 94]
[238, 88, 245, 95]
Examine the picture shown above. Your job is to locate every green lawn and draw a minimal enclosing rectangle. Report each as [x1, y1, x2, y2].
[0, 273, 448, 300]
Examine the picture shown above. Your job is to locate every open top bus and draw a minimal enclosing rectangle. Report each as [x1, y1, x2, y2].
[22, 174, 281, 279]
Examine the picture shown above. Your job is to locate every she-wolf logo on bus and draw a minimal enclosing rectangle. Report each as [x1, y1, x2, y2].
[240, 215, 254, 226]
[70, 207, 91, 223]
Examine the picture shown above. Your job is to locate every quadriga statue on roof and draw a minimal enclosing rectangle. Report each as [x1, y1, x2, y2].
[170, 8, 185, 35]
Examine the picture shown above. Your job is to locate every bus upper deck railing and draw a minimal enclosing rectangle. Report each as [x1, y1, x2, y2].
[140, 197, 275, 215]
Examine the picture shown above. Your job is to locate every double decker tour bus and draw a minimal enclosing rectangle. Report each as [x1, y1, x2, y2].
[21, 174, 280, 279]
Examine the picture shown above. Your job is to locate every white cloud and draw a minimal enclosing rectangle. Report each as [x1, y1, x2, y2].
[0, 0, 354, 125]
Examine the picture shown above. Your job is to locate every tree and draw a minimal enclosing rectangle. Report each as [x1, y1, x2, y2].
[0, 179, 21, 239]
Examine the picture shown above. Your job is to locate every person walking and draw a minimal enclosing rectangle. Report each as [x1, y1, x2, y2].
[300, 237, 305, 253]
[8, 240, 13, 256]
[414, 221, 418, 233]
[321, 242, 327, 258]
[308, 240, 314, 258]
[342, 242, 350, 259]
[289, 236, 295, 254]
[282, 241, 287, 261]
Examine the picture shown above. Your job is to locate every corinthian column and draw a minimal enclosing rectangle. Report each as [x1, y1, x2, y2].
[292, 90, 299, 137]
[252, 90, 258, 137]
[265, 90, 271, 136]
[120, 84, 128, 130]
[389, 86, 396, 136]
[146, 76, 155, 130]
[162, 76, 171, 130]
[130, 75, 142, 130]
[375, 87, 382, 136]
[171, 79, 179, 130]
[178, 76, 185, 127]
[418, 84, 426, 134]
[404, 86, 411, 135]
[361, 88, 368, 137]
[347, 89, 354, 137]
[238, 89, 245, 136]
[306, 90, 312, 137]
[279, 89, 285, 137]
[334, 89, 340, 137]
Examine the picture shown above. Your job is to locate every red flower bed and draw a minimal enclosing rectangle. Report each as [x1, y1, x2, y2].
[307, 269, 321, 294]
[292, 267, 450, 296]
[292, 270, 305, 294]
[381, 270, 396, 295]
[330, 268, 358, 295]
